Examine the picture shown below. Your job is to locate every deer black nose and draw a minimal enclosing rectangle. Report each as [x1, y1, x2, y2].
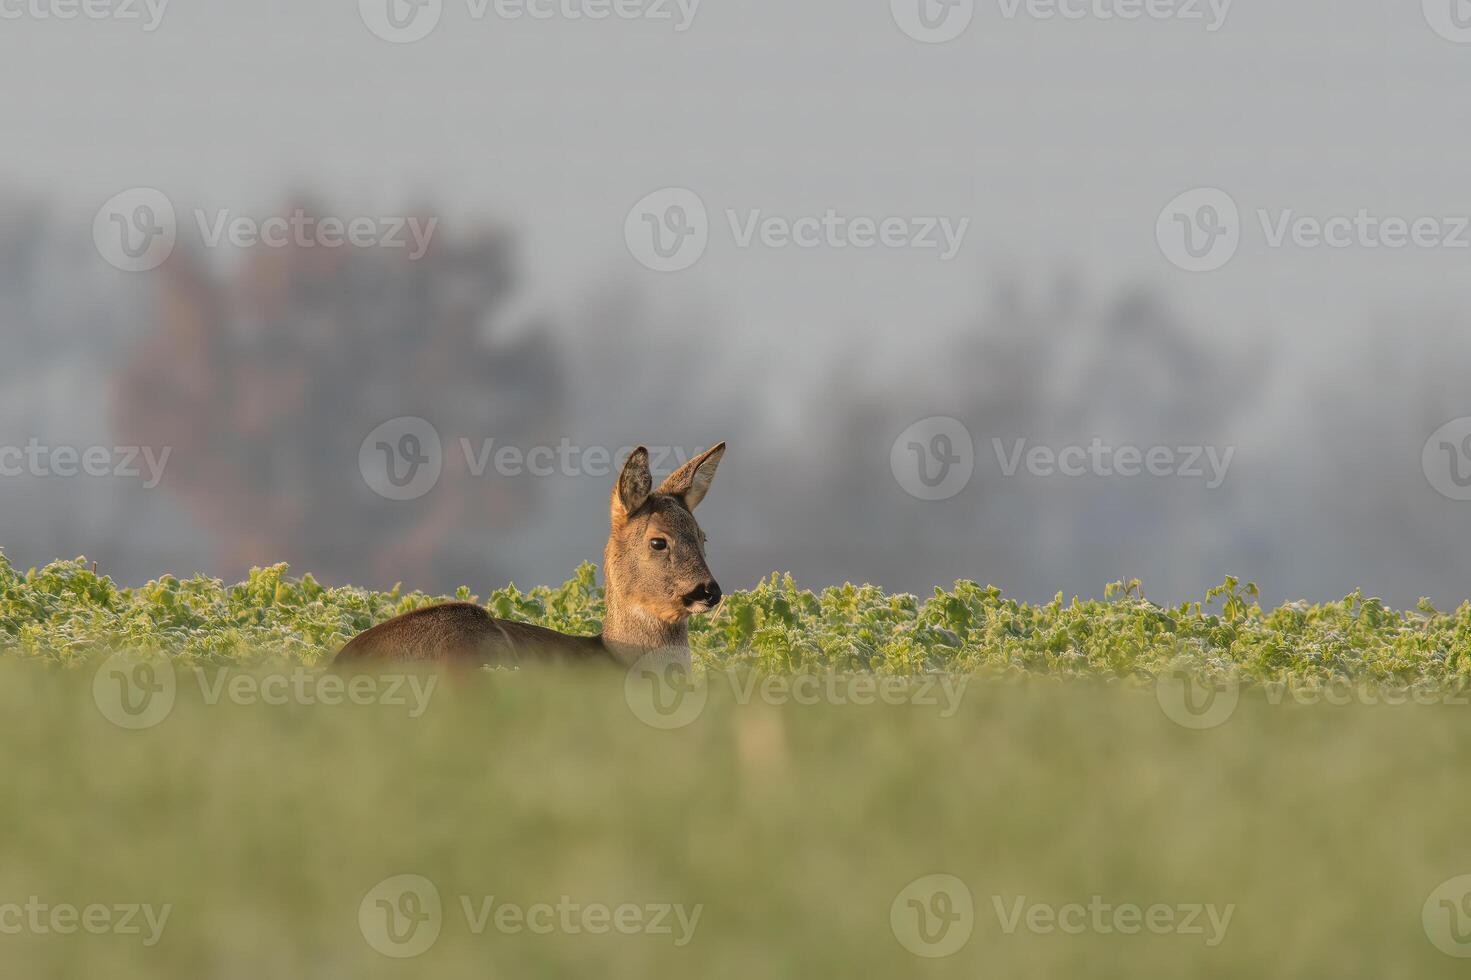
[686, 582, 721, 608]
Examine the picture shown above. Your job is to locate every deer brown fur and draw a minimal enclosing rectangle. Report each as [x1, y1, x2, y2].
[334, 443, 725, 668]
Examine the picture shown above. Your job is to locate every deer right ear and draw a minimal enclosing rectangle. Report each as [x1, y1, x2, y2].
[613, 446, 652, 520]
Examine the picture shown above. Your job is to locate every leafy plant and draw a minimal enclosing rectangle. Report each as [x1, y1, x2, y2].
[2, 553, 1469, 688]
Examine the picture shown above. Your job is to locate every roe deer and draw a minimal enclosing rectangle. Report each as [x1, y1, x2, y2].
[334, 443, 725, 668]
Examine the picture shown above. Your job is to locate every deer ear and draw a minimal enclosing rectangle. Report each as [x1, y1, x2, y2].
[613, 446, 653, 520]
[657, 442, 725, 510]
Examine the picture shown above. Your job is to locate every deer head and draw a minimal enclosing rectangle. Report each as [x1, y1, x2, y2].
[602, 444, 725, 653]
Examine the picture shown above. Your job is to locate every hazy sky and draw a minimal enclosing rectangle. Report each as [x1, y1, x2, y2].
[4, 0, 1469, 354]
[5, 0, 1471, 605]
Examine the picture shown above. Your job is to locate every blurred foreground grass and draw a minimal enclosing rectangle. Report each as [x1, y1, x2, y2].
[6, 553, 1471, 976]
[2, 664, 1471, 978]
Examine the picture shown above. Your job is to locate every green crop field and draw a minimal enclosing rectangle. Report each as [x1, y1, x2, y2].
[6, 555, 1471, 685]
[5, 552, 1471, 977]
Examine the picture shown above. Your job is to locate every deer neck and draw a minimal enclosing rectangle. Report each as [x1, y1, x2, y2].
[599, 593, 690, 666]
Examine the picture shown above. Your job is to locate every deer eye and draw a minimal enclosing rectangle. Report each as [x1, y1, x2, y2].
[649, 537, 668, 551]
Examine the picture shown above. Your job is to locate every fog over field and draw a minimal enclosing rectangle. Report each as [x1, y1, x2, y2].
[3, 0, 1471, 606]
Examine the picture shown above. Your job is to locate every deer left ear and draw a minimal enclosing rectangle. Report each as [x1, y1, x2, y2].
[613, 446, 653, 520]
[657, 442, 725, 510]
